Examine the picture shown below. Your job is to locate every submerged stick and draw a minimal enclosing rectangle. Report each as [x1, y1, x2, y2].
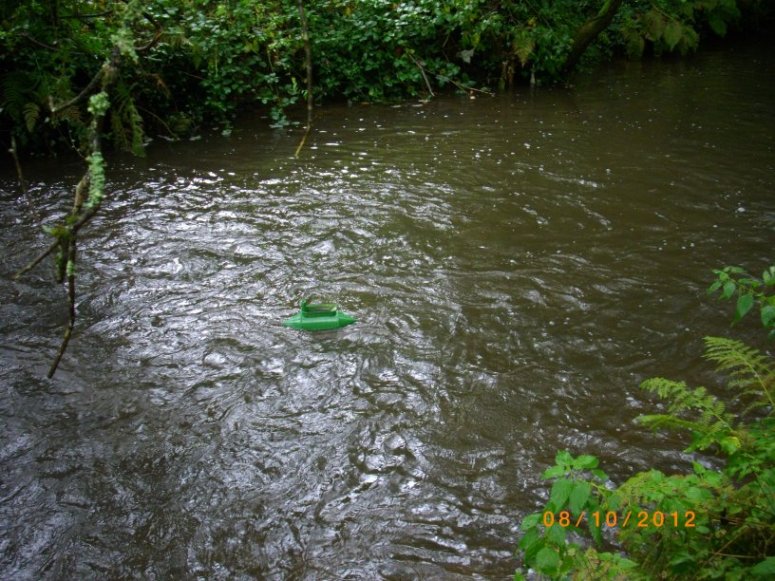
[10, 136, 28, 197]
[47, 238, 77, 378]
[294, 126, 311, 158]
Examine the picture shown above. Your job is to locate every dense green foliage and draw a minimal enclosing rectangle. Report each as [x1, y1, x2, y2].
[709, 265, 775, 340]
[2, 1, 773, 155]
[514, 266, 775, 580]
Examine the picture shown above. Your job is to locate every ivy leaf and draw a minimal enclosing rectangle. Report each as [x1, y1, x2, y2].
[457, 48, 474, 64]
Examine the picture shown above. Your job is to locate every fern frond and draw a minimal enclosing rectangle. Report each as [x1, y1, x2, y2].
[51, 104, 83, 128]
[638, 414, 732, 452]
[109, 80, 145, 156]
[23, 102, 39, 132]
[2, 71, 38, 120]
[640, 378, 729, 420]
[704, 336, 775, 408]
[110, 110, 130, 151]
[638, 414, 707, 433]
[125, 98, 145, 157]
[639, 378, 734, 451]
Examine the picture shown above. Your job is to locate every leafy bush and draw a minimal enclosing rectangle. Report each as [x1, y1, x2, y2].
[515, 265, 775, 580]
[3, 1, 775, 155]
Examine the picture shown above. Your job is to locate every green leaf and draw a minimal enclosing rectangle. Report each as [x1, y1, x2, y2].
[707, 13, 728, 37]
[663, 20, 683, 51]
[542, 465, 567, 479]
[555, 450, 573, 466]
[520, 513, 541, 531]
[573, 455, 599, 470]
[752, 556, 775, 577]
[546, 522, 566, 544]
[591, 468, 608, 481]
[761, 305, 775, 329]
[535, 547, 560, 573]
[519, 527, 540, 551]
[549, 478, 574, 510]
[643, 9, 666, 41]
[569, 481, 591, 515]
[734, 293, 754, 323]
[719, 435, 741, 454]
[721, 280, 736, 299]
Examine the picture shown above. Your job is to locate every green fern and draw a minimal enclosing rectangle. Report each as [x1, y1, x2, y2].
[2, 71, 38, 124]
[704, 336, 775, 411]
[22, 102, 39, 131]
[639, 378, 734, 452]
[109, 80, 145, 156]
[110, 110, 130, 151]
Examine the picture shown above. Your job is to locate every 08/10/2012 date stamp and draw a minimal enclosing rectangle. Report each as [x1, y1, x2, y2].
[543, 510, 697, 529]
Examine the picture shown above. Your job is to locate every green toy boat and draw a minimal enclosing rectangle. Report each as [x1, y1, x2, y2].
[282, 299, 356, 331]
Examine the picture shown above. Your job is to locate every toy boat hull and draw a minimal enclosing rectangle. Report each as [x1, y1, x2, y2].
[282, 311, 356, 331]
[282, 300, 356, 331]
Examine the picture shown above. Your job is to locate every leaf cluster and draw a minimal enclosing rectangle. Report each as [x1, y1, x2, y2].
[708, 266, 775, 340]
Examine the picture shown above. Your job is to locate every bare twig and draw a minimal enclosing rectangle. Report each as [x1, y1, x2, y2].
[13, 239, 59, 280]
[436, 74, 494, 96]
[20, 32, 58, 51]
[49, 67, 104, 114]
[49, 48, 120, 114]
[13, 175, 91, 280]
[408, 52, 435, 98]
[9, 136, 28, 197]
[137, 105, 177, 139]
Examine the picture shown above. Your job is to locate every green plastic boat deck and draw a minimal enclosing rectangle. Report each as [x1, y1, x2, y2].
[282, 300, 356, 331]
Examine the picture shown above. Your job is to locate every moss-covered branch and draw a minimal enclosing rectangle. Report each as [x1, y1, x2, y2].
[562, 0, 625, 75]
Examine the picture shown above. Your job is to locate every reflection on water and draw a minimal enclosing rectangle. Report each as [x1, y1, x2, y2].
[1, 45, 774, 578]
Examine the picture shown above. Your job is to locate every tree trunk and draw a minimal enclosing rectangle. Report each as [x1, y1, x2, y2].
[562, 0, 624, 75]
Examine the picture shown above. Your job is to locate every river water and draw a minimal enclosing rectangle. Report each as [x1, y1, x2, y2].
[1, 44, 773, 578]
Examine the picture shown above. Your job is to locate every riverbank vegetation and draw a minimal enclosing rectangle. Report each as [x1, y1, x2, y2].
[514, 266, 775, 579]
[8, 0, 770, 373]
[2, 1, 774, 157]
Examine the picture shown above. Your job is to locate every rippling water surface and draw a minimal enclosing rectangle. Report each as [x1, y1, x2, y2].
[1, 45, 774, 578]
